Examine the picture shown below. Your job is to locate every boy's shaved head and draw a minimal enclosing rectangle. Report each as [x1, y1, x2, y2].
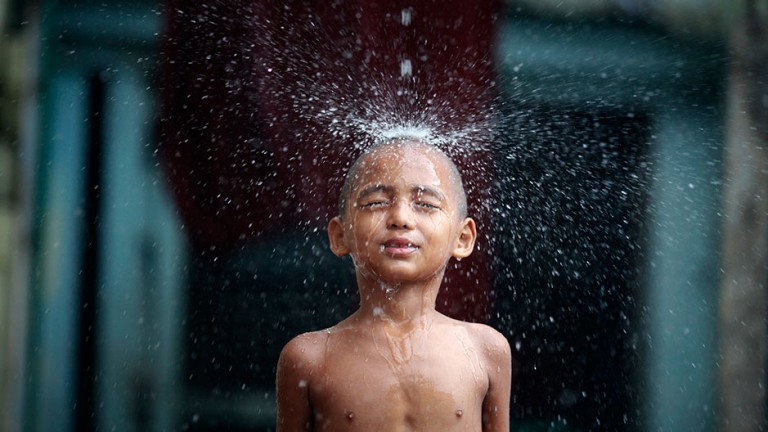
[338, 138, 468, 219]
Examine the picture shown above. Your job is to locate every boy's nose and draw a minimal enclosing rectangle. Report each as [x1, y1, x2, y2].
[387, 199, 415, 229]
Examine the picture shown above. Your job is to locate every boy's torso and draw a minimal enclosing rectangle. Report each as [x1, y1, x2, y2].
[307, 320, 490, 432]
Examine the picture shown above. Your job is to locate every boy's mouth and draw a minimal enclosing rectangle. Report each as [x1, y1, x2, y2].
[381, 238, 419, 256]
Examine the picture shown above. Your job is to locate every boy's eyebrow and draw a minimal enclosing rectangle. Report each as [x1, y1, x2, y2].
[412, 185, 446, 201]
[356, 184, 395, 200]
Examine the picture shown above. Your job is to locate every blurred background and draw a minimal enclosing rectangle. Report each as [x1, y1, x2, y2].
[1, 0, 766, 431]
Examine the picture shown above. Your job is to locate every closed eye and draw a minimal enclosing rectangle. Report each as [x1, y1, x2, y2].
[359, 201, 389, 209]
[414, 201, 439, 210]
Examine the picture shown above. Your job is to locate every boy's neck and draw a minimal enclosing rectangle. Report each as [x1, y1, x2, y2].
[354, 273, 443, 327]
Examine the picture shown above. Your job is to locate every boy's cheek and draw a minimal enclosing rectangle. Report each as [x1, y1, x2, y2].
[355, 240, 375, 253]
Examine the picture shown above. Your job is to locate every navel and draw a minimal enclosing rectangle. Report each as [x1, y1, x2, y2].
[345, 410, 355, 421]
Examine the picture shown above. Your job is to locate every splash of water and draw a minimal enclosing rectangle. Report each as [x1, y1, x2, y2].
[310, 84, 497, 157]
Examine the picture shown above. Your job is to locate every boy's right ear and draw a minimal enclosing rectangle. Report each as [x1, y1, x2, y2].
[327, 216, 351, 257]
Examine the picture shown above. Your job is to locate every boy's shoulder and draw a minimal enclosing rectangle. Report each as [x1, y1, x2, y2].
[278, 330, 331, 370]
[442, 316, 511, 359]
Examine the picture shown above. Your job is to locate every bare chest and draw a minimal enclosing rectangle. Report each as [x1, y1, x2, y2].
[309, 331, 488, 431]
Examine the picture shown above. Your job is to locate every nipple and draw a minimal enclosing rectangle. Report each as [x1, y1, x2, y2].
[455, 409, 463, 418]
[345, 410, 355, 421]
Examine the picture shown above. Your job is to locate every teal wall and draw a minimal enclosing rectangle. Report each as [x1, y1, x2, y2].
[496, 14, 726, 432]
[26, 1, 185, 431]
[644, 102, 723, 432]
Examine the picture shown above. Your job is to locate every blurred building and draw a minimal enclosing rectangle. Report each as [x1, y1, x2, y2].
[0, 0, 762, 432]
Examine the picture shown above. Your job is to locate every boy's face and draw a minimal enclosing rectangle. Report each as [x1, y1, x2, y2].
[328, 142, 476, 284]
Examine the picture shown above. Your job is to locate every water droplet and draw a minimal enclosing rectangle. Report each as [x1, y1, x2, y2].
[385, 286, 397, 300]
[401, 8, 412, 26]
[400, 59, 412, 77]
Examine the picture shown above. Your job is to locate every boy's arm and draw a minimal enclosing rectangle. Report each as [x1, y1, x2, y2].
[481, 329, 512, 432]
[276, 335, 317, 432]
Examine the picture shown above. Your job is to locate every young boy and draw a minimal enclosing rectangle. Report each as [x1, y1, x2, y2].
[276, 137, 511, 431]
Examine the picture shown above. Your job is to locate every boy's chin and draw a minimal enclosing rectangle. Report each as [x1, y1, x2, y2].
[363, 265, 444, 284]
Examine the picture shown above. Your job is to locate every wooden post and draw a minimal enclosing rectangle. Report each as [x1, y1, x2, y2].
[719, 1, 768, 431]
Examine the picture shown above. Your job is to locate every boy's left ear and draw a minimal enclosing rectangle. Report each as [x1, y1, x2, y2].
[452, 217, 477, 259]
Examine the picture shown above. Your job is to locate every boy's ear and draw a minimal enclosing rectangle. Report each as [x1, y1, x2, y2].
[452, 217, 477, 259]
[328, 216, 351, 257]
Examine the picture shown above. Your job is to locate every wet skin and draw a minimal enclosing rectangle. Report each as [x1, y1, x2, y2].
[276, 141, 512, 432]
